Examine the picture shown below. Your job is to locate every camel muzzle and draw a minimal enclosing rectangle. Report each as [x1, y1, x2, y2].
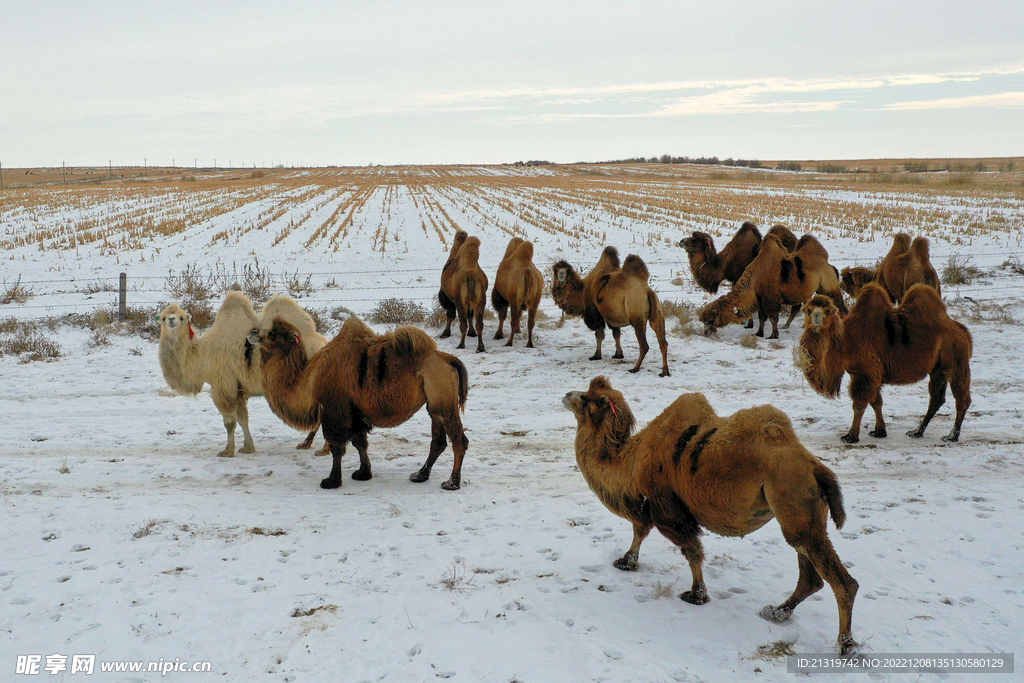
[563, 391, 583, 411]
[246, 330, 262, 346]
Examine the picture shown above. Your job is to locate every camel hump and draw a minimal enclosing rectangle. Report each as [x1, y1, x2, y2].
[901, 282, 944, 309]
[337, 315, 376, 344]
[767, 225, 797, 251]
[462, 237, 481, 262]
[795, 234, 817, 251]
[391, 326, 437, 360]
[739, 221, 762, 240]
[909, 236, 930, 259]
[600, 246, 621, 269]
[516, 239, 534, 262]
[621, 254, 649, 280]
[215, 290, 259, 326]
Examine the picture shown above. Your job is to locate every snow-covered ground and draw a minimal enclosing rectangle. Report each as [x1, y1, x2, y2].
[2, 167, 1023, 681]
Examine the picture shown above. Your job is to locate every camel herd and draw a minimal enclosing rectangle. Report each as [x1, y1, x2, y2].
[154, 223, 973, 656]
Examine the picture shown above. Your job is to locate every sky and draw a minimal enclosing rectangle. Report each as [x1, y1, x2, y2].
[2, 0, 1023, 166]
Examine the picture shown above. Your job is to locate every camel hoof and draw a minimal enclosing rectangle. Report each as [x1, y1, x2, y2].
[840, 433, 859, 444]
[869, 428, 887, 439]
[526, 342, 534, 348]
[238, 444, 255, 454]
[315, 446, 331, 457]
[767, 332, 779, 340]
[296, 442, 312, 450]
[755, 330, 764, 338]
[440, 330, 451, 339]
[441, 474, 461, 490]
[476, 345, 486, 353]
[493, 333, 503, 340]
[838, 633, 859, 657]
[759, 604, 792, 623]
[628, 368, 640, 374]
[659, 371, 670, 378]
[680, 588, 709, 605]
[611, 352, 624, 359]
[906, 429, 924, 438]
[217, 450, 235, 458]
[504, 340, 513, 347]
[456, 342, 466, 349]
[351, 469, 372, 481]
[612, 556, 637, 571]
[589, 354, 602, 361]
[942, 432, 960, 443]
[409, 469, 430, 483]
[320, 477, 341, 489]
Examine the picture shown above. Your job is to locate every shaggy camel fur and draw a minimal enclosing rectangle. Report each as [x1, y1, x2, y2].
[679, 222, 763, 294]
[157, 291, 323, 457]
[874, 234, 941, 302]
[252, 316, 470, 490]
[699, 234, 846, 339]
[439, 233, 488, 352]
[564, 376, 858, 654]
[840, 266, 877, 300]
[799, 283, 972, 443]
[552, 248, 670, 376]
[258, 295, 330, 455]
[491, 237, 543, 347]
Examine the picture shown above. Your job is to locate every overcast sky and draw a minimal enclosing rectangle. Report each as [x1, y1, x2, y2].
[2, 1, 1023, 166]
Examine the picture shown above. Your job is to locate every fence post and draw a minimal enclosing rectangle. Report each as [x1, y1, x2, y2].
[119, 272, 127, 321]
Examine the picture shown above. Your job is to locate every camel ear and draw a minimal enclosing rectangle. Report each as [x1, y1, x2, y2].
[294, 334, 301, 345]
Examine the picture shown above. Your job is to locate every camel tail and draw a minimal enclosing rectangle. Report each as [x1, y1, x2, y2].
[622, 254, 650, 281]
[646, 289, 663, 323]
[449, 355, 469, 410]
[391, 326, 437, 361]
[463, 275, 479, 312]
[523, 267, 535, 300]
[814, 462, 846, 529]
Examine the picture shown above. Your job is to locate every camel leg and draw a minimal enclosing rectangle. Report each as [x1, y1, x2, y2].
[455, 301, 469, 349]
[441, 412, 468, 490]
[319, 411, 352, 489]
[842, 375, 876, 444]
[475, 307, 486, 353]
[745, 317, 754, 329]
[297, 429, 317, 449]
[755, 308, 767, 337]
[493, 299, 507, 340]
[613, 520, 652, 571]
[650, 496, 708, 605]
[868, 393, 887, 438]
[773, 527, 858, 655]
[235, 395, 255, 454]
[439, 290, 455, 339]
[611, 327, 624, 359]
[505, 303, 521, 347]
[590, 327, 604, 361]
[525, 305, 537, 348]
[943, 362, 971, 442]
[315, 442, 331, 457]
[651, 311, 670, 377]
[410, 416, 447, 484]
[908, 368, 946, 438]
[628, 321, 650, 374]
[760, 553, 824, 623]
[783, 304, 800, 329]
[211, 388, 240, 458]
[350, 429, 372, 481]
[768, 313, 780, 340]
[678, 540, 709, 605]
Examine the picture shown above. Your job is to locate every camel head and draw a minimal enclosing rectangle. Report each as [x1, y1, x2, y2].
[679, 231, 714, 256]
[248, 318, 303, 363]
[563, 376, 636, 449]
[156, 304, 194, 340]
[698, 300, 739, 336]
[802, 294, 840, 332]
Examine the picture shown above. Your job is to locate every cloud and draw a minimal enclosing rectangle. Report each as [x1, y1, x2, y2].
[882, 91, 1024, 110]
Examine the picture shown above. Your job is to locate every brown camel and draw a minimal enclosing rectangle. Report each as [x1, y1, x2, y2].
[874, 234, 941, 302]
[552, 248, 670, 376]
[564, 376, 858, 655]
[491, 237, 544, 347]
[798, 283, 972, 444]
[439, 234, 488, 352]
[840, 266, 877, 300]
[700, 234, 846, 339]
[251, 316, 470, 490]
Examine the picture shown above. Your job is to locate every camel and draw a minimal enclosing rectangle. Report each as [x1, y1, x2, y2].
[491, 237, 543, 347]
[251, 316, 469, 490]
[552, 248, 670, 376]
[699, 233, 846, 339]
[874, 234, 941, 302]
[680, 223, 799, 329]
[840, 266, 877, 300]
[563, 376, 858, 655]
[798, 283, 972, 444]
[157, 291, 324, 457]
[439, 233, 488, 352]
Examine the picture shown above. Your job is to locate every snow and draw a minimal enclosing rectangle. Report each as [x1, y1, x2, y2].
[1, 167, 1023, 681]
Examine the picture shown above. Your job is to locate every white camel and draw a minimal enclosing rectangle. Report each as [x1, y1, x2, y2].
[157, 291, 328, 457]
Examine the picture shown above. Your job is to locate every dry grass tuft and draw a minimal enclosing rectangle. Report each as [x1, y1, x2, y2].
[369, 298, 429, 325]
[291, 604, 339, 618]
[440, 561, 477, 592]
[739, 334, 759, 349]
[753, 639, 797, 661]
[284, 270, 316, 298]
[0, 320, 62, 361]
[942, 254, 984, 286]
[248, 527, 287, 536]
[1, 277, 33, 305]
[131, 519, 162, 540]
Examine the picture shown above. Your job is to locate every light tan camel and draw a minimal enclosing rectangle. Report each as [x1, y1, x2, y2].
[491, 237, 543, 347]
[564, 376, 858, 655]
[439, 234, 488, 352]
